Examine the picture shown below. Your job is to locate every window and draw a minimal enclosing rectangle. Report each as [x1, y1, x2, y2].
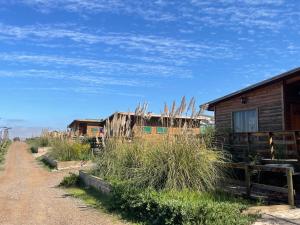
[143, 126, 152, 134]
[156, 127, 167, 134]
[91, 128, 99, 132]
[233, 109, 258, 132]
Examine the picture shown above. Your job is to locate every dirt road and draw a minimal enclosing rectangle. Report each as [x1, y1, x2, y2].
[0, 142, 126, 225]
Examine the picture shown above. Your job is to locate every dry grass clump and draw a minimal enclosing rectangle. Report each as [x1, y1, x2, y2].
[94, 135, 225, 192]
[94, 97, 225, 192]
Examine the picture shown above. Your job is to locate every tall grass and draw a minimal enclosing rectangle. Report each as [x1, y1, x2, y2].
[94, 97, 226, 192]
[49, 138, 92, 161]
[94, 135, 225, 191]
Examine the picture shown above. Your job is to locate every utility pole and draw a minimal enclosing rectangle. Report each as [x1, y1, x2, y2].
[0, 127, 11, 140]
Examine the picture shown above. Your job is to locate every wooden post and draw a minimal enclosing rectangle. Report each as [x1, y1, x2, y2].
[269, 132, 275, 159]
[286, 168, 295, 207]
[245, 165, 251, 197]
[246, 133, 251, 163]
[293, 131, 299, 158]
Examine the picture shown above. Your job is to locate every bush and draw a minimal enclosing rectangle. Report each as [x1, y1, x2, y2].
[106, 182, 256, 225]
[26, 136, 50, 152]
[30, 146, 38, 153]
[49, 139, 91, 161]
[94, 135, 226, 192]
[59, 173, 80, 187]
[0, 140, 11, 164]
[39, 136, 49, 147]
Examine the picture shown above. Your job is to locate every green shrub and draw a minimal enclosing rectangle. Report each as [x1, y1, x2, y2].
[39, 136, 49, 147]
[106, 182, 256, 225]
[49, 139, 91, 161]
[30, 146, 38, 153]
[26, 136, 50, 152]
[59, 173, 80, 187]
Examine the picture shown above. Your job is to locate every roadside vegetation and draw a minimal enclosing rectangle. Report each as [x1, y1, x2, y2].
[26, 136, 49, 153]
[49, 138, 92, 161]
[27, 136, 93, 161]
[61, 97, 258, 225]
[0, 140, 11, 167]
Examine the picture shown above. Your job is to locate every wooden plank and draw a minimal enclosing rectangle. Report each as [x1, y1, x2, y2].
[221, 162, 246, 169]
[286, 168, 295, 206]
[252, 183, 288, 194]
[249, 164, 293, 173]
[273, 140, 295, 145]
[245, 165, 251, 197]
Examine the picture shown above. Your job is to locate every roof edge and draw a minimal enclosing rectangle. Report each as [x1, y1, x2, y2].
[203, 67, 300, 111]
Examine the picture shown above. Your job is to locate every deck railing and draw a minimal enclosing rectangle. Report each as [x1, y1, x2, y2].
[223, 162, 296, 206]
[228, 131, 300, 161]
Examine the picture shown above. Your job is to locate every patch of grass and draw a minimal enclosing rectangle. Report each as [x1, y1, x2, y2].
[65, 186, 140, 225]
[49, 138, 92, 161]
[26, 137, 50, 154]
[64, 182, 257, 225]
[107, 182, 258, 225]
[59, 173, 80, 187]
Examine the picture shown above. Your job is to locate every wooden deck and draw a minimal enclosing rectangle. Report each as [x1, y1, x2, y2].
[223, 162, 296, 206]
[227, 131, 300, 161]
[217, 131, 300, 206]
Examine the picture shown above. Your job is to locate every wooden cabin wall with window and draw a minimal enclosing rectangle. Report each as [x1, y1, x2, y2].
[215, 82, 283, 133]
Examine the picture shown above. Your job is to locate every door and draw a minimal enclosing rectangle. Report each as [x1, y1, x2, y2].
[290, 104, 300, 130]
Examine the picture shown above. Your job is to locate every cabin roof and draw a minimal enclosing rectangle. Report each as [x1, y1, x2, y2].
[68, 119, 103, 128]
[204, 67, 300, 111]
[101, 111, 214, 124]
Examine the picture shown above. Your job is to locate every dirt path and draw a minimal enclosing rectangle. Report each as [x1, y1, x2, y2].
[0, 142, 127, 225]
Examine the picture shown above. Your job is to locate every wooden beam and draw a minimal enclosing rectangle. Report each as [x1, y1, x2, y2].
[245, 165, 251, 197]
[287, 168, 295, 207]
[252, 183, 288, 194]
[269, 132, 275, 159]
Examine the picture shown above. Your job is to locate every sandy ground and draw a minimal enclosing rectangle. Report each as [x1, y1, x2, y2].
[0, 142, 127, 225]
[253, 208, 300, 225]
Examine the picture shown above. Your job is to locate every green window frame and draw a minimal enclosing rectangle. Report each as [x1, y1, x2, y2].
[143, 126, 152, 134]
[156, 127, 167, 134]
[91, 128, 99, 133]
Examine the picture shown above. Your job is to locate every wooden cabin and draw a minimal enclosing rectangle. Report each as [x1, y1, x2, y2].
[203, 67, 300, 160]
[100, 112, 214, 140]
[68, 119, 103, 138]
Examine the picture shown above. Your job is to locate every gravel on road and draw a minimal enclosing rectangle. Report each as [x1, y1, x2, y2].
[0, 142, 127, 225]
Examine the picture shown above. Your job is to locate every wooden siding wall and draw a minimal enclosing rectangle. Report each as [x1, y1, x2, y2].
[133, 125, 200, 141]
[86, 125, 101, 137]
[70, 122, 102, 137]
[215, 82, 284, 132]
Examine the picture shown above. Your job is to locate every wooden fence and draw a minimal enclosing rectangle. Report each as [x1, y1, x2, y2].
[228, 131, 300, 161]
[223, 162, 296, 206]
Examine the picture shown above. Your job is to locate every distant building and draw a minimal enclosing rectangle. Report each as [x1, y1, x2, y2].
[68, 119, 103, 137]
[99, 112, 214, 139]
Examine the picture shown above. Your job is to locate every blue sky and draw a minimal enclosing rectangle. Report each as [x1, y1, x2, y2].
[1, 0, 300, 138]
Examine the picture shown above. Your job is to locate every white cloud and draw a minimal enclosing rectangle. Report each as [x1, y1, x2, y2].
[0, 69, 149, 87]
[7, 0, 296, 32]
[0, 52, 193, 78]
[0, 23, 238, 63]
